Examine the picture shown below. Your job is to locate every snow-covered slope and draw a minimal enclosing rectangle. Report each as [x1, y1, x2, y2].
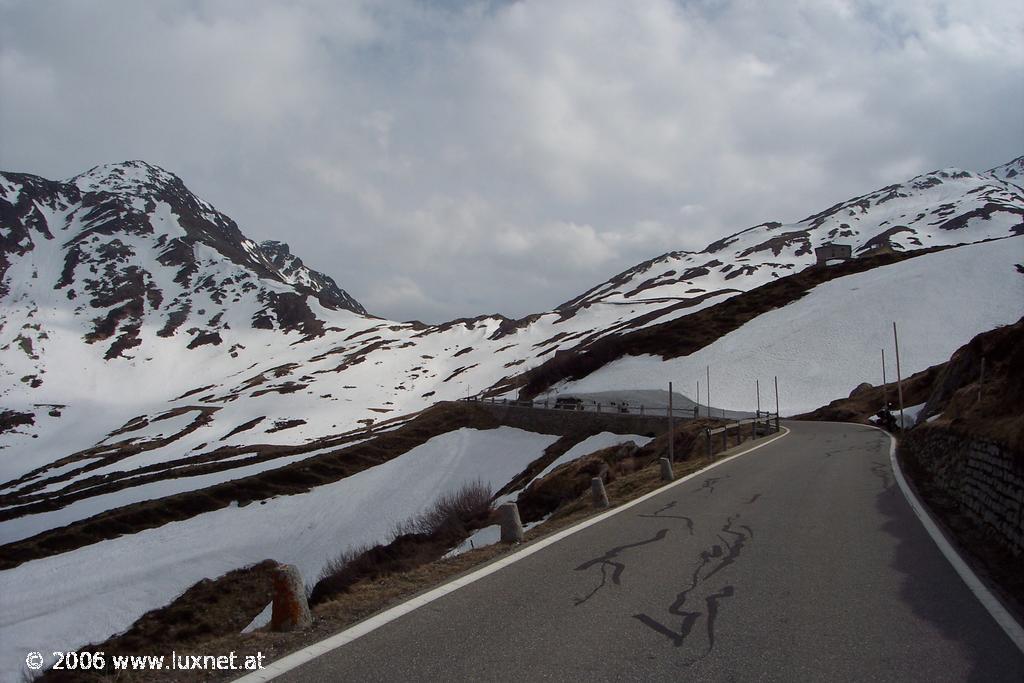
[555, 237, 1024, 414]
[988, 155, 1024, 184]
[557, 161, 1023, 327]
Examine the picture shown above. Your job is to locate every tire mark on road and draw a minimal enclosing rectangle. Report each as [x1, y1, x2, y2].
[639, 501, 694, 535]
[704, 585, 735, 651]
[694, 475, 729, 495]
[632, 515, 751, 664]
[573, 528, 670, 606]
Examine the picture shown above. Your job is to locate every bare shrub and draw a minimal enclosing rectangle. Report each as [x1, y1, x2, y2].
[309, 480, 494, 606]
[315, 542, 377, 589]
[395, 479, 493, 537]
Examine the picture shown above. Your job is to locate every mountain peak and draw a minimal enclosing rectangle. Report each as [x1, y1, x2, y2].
[69, 160, 182, 195]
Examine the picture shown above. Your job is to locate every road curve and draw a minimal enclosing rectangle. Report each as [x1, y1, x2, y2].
[274, 421, 1024, 682]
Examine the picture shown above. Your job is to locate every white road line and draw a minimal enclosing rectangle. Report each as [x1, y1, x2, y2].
[233, 427, 791, 682]
[878, 425, 1024, 654]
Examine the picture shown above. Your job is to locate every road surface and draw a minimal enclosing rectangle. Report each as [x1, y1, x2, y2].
[276, 421, 1024, 681]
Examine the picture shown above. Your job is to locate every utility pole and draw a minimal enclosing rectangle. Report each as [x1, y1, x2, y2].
[668, 381, 675, 463]
[756, 379, 761, 417]
[893, 322, 905, 430]
[774, 375, 780, 431]
[706, 366, 711, 421]
[696, 380, 700, 418]
[881, 348, 888, 411]
[978, 357, 986, 403]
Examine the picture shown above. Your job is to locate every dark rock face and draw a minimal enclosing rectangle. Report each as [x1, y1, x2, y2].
[258, 239, 366, 314]
[0, 161, 368, 359]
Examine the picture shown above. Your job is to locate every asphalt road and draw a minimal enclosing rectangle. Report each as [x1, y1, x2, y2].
[278, 421, 1024, 682]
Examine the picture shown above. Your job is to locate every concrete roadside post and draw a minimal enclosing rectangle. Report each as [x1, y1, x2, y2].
[705, 428, 712, 458]
[498, 502, 524, 543]
[271, 564, 312, 632]
[659, 457, 673, 482]
[591, 477, 610, 509]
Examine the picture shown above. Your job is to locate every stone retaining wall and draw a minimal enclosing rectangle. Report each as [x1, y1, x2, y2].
[902, 426, 1023, 556]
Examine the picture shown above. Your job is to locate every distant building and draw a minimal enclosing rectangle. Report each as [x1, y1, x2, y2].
[814, 243, 852, 266]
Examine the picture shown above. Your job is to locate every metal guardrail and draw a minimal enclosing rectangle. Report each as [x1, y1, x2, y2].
[460, 395, 698, 418]
[703, 414, 780, 456]
[460, 396, 780, 428]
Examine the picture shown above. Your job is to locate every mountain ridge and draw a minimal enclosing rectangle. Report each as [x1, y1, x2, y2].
[0, 155, 1021, 683]
[0, 155, 1021, 521]
[1, 160, 366, 317]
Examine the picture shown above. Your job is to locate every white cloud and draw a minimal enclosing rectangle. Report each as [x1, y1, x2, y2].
[1, 0, 1021, 322]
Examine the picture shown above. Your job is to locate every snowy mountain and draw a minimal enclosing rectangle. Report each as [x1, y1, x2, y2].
[0, 160, 367, 388]
[1, 157, 1021, 501]
[0, 155, 1022, 681]
[558, 161, 1022, 320]
[0, 161, 373, 454]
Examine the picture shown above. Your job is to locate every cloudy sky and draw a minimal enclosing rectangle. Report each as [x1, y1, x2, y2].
[2, 1, 1022, 322]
